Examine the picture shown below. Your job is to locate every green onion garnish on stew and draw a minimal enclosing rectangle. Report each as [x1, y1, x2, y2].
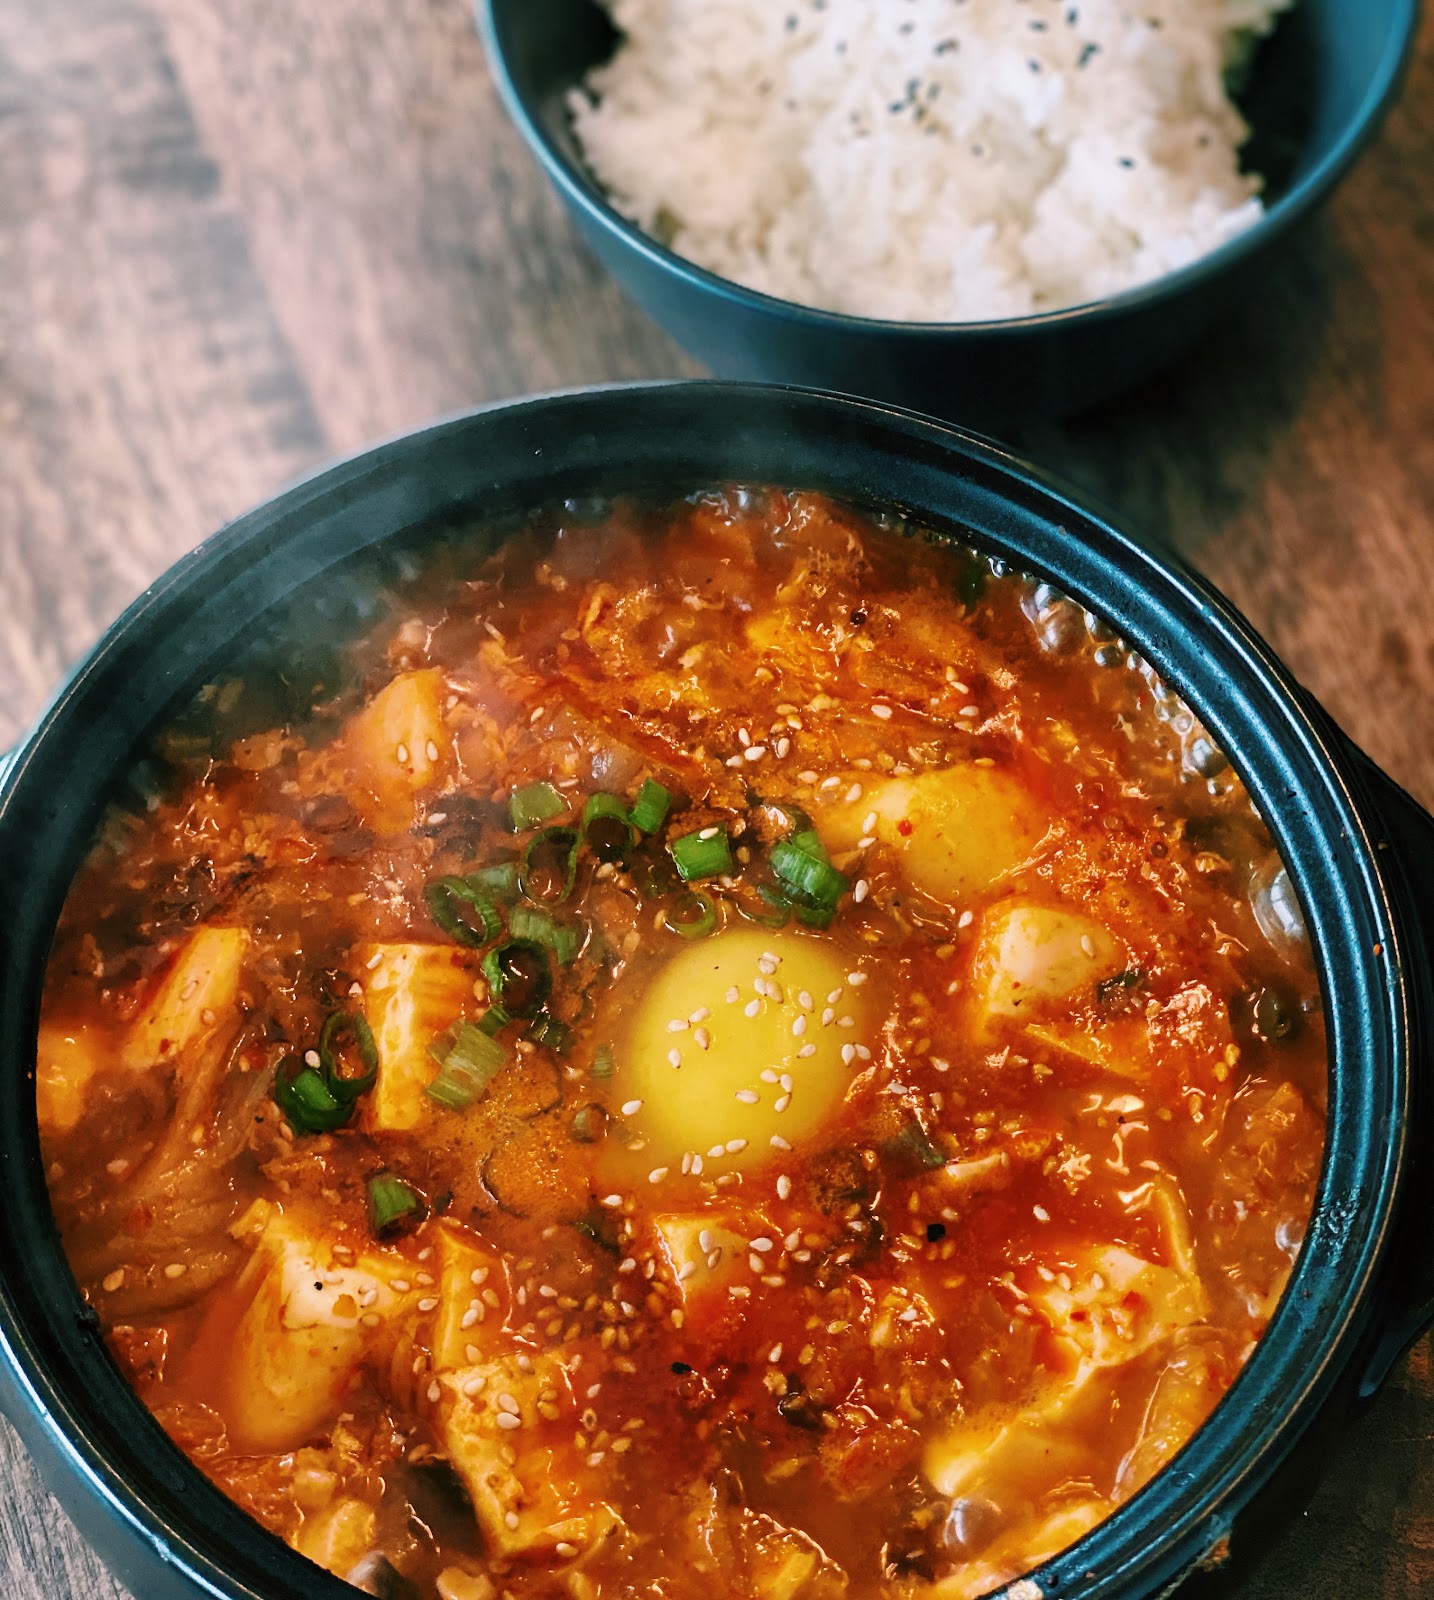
[583, 792, 635, 861]
[273, 1056, 351, 1135]
[481, 938, 552, 1017]
[521, 825, 580, 903]
[469, 860, 521, 900]
[770, 837, 849, 913]
[590, 1043, 615, 1080]
[509, 781, 566, 831]
[366, 1170, 423, 1235]
[425, 876, 502, 948]
[667, 889, 718, 939]
[426, 1021, 507, 1110]
[628, 779, 672, 835]
[528, 1010, 572, 1054]
[317, 1010, 380, 1101]
[508, 904, 582, 966]
[670, 827, 733, 882]
[479, 1004, 511, 1036]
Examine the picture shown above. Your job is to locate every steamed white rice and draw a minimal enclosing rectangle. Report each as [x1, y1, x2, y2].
[569, 0, 1290, 323]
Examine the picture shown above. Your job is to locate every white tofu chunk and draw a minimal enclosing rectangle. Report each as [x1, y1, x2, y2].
[225, 1210, 414, 1452]
[1027, 1245, 1207, 1368]
[432, 1223, 509, 1372]
[357, 943, 477, 1132]
[338, 668, 450, 832]
[971, 901, 1122, 1028]
[434, 1350, 620, 1560]
[121, 926, 250, 1074]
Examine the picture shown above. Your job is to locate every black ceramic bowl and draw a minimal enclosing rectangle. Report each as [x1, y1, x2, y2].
[2, 383, 1434, 1600]
[479, 1, 1419, 422]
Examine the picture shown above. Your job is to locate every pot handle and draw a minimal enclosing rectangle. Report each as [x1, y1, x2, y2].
[1341, 744, 1434, 1396]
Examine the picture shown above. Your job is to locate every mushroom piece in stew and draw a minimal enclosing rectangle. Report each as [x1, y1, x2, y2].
[39, 491, 1326, 1600]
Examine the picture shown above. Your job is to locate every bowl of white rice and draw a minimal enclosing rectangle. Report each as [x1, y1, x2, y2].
[479, 0, 1416, 421]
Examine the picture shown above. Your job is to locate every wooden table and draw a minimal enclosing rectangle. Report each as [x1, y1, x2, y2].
[1, 1, 1431, 1595]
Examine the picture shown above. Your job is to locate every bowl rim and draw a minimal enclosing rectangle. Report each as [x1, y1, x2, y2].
[477, 0, 1421, 335]
[0, 380, 1413, 1600]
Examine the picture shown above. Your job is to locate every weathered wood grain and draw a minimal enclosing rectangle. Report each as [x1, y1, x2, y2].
[0, 0, 1430, 1595]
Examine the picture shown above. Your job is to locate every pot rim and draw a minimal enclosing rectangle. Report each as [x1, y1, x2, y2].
[0, 381, 1412, 1600]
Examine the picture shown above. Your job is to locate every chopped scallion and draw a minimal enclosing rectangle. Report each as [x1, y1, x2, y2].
[771, 837, 848, 912]
[480, 938, 551, 1018]
[317, 1010, 380, 1101]
[529, 1010, 573, 1054]
[521, 825, 580, 903]
[583, 792, 635, 861]
[508, 904, 582, 966]
[425, 876, 501, 948]
[591, 1043, 616, 1080]
[670, 828, 733, 882]
[509, 781, 566, 831]
[273, 1057, 351, 1135]
[426, 1021, 507, 1110]
[366, 1171, 423, 1235]
[470, 860, 521, 900]
[628, 779, 672, 835]
[667, 889, 718, 939]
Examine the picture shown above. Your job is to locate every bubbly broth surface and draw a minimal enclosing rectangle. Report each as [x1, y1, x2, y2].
[40, 492, 1326, 1600]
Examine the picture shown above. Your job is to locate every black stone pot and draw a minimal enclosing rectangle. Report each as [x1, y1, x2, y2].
[0, 384, 1431, 1600]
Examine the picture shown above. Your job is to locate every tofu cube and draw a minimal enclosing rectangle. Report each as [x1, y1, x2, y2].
[358, 943, 477, 1132]
[339, 668, 449, 832]
[970, 902, 1122, 1028]
[122, 926, 250, 1074]
[432, 1224, 508, 1372]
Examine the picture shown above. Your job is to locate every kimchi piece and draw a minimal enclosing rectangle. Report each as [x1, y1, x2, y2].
[39, 491, 1326, 1600]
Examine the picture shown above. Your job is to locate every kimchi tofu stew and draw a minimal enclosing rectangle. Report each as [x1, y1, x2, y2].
[39, 491, 1325, 1600]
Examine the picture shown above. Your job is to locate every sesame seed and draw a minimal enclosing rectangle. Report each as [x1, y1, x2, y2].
[857, 835, 876, 849]
[775, 1095, 791, 1113]
[760, 1068, 779, 1083]
[395, 744, 410, 764]
[738, 727, 751, 747]
[460, 1308, 480, 1329]
[102, 1270, 125, 1292]
[504, 1510, 521, 1529]
[668, 1049, 682, 1067]
[822, 1007, 836, 1025]
[776, 738, 792, 758]
[744, 746, 767, 762]
[1033, 1205, 1051, 1222]
[391, 1279, 411, 1293]
[417, 1296, 439, 1312]
[304, 1049, 321, 1069]
[841, 1044, 856, 1065]
[694, 1027, 712, 1050]
[845, 783, 863, 803]
[797, 1043, 816, 1059]
[691, 1154, 704, 1175]
[873, 704, 893, 720]
[797, 990, 814, 1011]
[853, 880, 869, 903]
[771, 1134, 791, 1150]
[780, 1073, 794, 1092]
[748, 1253, 765, 1273]
[602, 1193, 623, 1207]
[726, 986, 740, 1003]
[744, 999, 761, 1018]
[798, 770, 818, 783]
[861, 812, 878, 834]
[958, 910, 974, 928]
[725, 1138, 748, 1153]
[856, 1044, 871, 1060]
[462, 1375, 486, 1397]
[427, 1380, 442, 1403]
[1080, 934, 1096, 957]
[847, 972, 867, 986]
[769, 1343, 784, 1362]
[495, 1412, 522, 1431]
[709, 1143, 727, 1158]
[725, 754, 744, 768]
[837, 1015, 854, 1028]
[667, 1018, 688, 1033]
[762, 950, 782, 966]
[792, 1016, 807, 1038]
[699, 826, 720, 840]
[621, 1099, 643, 1116]
[736, 1089, 762, 1105]
[648, 1168, 669, 1184]
[777, 1175, 792, 1200]
[699, 1229, 714, 1252]
[690, 1007, 710, 1023]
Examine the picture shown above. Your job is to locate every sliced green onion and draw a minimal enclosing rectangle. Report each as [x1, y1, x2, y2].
[570, 1103, 606, 1143]
[425, 876, 502, 947]
[583, 792, 635, 861]
[273, 1058, 351, 1135]
[884, 1120, 947, 1173]
[318, 1010, 380, 1101]
[628, 779, 672, 835]
[667, 889, 718, 939]
[789, 827, 831, 864]
[481, 939, 551, 1018]
[591, 1043, 616, 1081]
[426, 1021, 507, 1110]
[510, 781, 566, 831]
[470, 860, 521, 901]
[529, 1010, 572, 1053]
[670, 828, 733, 882]
[508, 904, 582, 966]
[479, 1004, 511, 1036]
[367, 1171, 423, 1235]
[744, 885, 793, 929]
[771, 837, 848, 912]
[521, 825, 580, 903]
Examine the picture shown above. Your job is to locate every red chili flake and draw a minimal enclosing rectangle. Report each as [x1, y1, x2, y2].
[897, 819, 914, 837]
